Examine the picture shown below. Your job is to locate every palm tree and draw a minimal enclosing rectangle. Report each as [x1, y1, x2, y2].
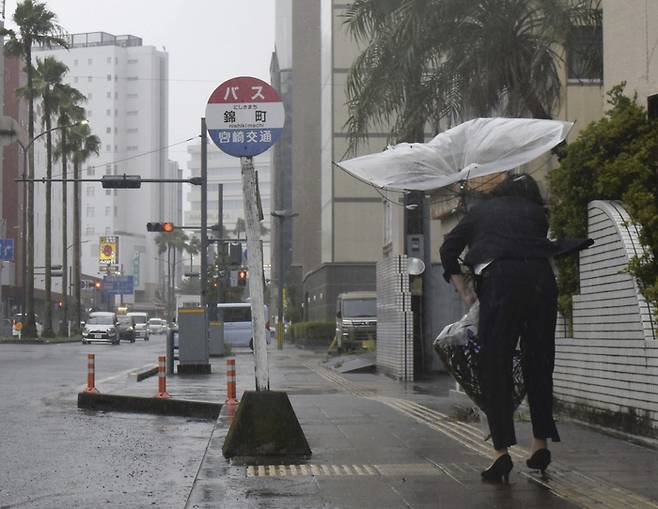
[33, 56, 68, 336]
[154, 229, 189, 319]
[69, 123, 100, 334]
[1, 0, 67, 338]
[343, 0, 601, 153]
[54, 89, 86, 336]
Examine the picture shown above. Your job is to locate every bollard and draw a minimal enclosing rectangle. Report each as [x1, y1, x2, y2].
[85, 353, 99, 393]
[225, 357, 238, 405]
[155, 355, 171, 399]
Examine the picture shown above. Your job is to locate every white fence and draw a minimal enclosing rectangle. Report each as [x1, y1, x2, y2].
[554, 200, 658, 431]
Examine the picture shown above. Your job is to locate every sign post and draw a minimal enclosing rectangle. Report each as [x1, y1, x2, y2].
[206, 76, 284, 392]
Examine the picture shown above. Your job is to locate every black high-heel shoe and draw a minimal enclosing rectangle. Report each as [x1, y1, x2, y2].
[526, 448, 551, 472]
[481, 454, 513, 483]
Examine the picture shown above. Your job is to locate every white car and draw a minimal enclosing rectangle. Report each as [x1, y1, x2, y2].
[82, 312, 119, 345]
[147, 318, 167, 335]
[127, 312, 149, 340]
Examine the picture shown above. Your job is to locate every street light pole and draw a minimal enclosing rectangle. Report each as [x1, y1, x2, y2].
[271, 209, 298, 350]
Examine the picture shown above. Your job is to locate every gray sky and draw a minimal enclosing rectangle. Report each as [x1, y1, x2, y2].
[3, 0, 276, 168]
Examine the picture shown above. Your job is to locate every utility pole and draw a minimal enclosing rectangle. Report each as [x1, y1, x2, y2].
[217, 183, 225, 307]
[200, 119, 208, 312]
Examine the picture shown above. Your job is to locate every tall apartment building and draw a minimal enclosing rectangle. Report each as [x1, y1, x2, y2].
[273, 1, 384, 322]
[185, 142, 272, 277]
[34, 32, 173, 304]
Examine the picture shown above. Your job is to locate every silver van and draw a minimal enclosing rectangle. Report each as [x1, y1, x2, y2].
[82, 311, 119, 345]
[217, 303, 271, 348]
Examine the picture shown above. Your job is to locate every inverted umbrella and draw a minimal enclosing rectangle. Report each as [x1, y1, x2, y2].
[337, 117, 573, 192]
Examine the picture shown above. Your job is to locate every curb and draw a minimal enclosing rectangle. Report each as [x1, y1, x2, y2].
[77, 391, 221, 420]
[133, 364, 159, 382]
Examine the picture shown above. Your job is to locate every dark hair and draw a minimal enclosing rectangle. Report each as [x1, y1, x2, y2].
[490, 173, 544, 205]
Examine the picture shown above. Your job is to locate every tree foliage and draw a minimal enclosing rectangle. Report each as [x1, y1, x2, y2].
[343, 0, 601, 154]
[549, 83, 658, 320]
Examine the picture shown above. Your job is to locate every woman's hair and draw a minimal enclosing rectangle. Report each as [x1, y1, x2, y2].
[490, 173, 544, 205]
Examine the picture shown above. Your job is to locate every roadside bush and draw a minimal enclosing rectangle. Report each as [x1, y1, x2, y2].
[549, 83, 658, 324]
[289, 321, 335, 346]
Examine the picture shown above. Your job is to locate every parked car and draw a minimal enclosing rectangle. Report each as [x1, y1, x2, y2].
[11, 313, 43, 337]
[117, 315, 136, 343]
[217, 303, 271, 349]
[126, 312, 149, 340]
[82, 312, 119, 345]
[147, 318, 167, 335]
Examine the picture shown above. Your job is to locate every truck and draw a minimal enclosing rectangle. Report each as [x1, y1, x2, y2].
[335, 291, 377, 352]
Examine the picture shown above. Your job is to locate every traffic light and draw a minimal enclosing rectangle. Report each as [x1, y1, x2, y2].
[238, 269, 247, 287]
[101, 174, 141, 189]
[146, 222, 175, 232]
[229, 242, 242, 265]
[94, 281, 102, 289]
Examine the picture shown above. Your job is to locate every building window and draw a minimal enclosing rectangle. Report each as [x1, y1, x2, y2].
[106, 91, 111, 99]
[106, 144, 111, 152]
[105, 227, 111, 235]
[127, 93, 138, 99]
[88, 58, 93, 65]
[106, 189, 111, 196]
[127, 128, 138, 133]
[567, 26, 603, 81]
[107, 74, 112, 81]
[127, 76, 138, 81]
[73, 76, 79, 83]
[88, 93, 93, 100]
[127, 145, 138, 151]
[87, 166, 95, 176]
[114, 206, 118, 217]
[86, 206, 94, 218]
[114, 164, 118, 174]
[127, 110, 138, 116]
[106, 109, 111, 116]
[105, 206, 111, 216]
[73, 59, 78, 66]
[106, 127, 111, 134]
[105, 164, 111, 174]
[127, 58, 138, 64]
[87, 76, 92, 83]
[86, 186, 95, 197]
[106, 57, 112, 64]
[85, 227, 94, 237]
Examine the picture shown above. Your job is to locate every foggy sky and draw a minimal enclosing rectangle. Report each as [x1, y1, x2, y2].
[3, 0, 277, 169]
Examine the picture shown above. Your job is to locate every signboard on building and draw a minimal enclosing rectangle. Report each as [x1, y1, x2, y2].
[98, 236, 118, 266]
[102, 275, 134, 295]
[132, 253, 140, 287]
[205, 76, 284, 157]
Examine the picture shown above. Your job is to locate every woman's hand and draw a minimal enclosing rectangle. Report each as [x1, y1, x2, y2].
[450, 274, 477, 306]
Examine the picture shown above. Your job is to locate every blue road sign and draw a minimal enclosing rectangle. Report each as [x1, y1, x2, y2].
[102, 275, 134, 295]
[0, 238, 14, 261]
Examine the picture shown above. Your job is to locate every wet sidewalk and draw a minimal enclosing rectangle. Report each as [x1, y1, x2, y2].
[107, 345, 658, 508]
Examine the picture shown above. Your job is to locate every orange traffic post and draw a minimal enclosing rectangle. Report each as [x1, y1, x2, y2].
[85, 353, 99, 393]
[225, 357, 238, 405]
[156, 355, 171, 399]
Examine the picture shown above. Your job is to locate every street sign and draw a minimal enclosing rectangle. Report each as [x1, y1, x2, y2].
[133, 253, 140, 287]
[102, 275, 134, 295]
[205, 76, 284, 157]
[0, 238, 14, 261]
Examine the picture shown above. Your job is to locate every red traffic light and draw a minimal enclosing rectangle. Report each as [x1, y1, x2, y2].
[146, 222, 175, 232]
[94, 281, 102, 289]
[237, 269, 247, 287]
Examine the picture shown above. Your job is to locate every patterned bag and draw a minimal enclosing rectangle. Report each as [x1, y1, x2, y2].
[433, 302, 526, 411]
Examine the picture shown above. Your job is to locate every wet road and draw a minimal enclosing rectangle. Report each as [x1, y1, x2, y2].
[0, 335, 214, 508]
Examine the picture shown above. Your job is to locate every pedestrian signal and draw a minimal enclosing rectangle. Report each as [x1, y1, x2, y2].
[146, 222, 175, 232]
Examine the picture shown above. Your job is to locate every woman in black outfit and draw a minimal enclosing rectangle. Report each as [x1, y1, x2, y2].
[439, 173, 592, 483]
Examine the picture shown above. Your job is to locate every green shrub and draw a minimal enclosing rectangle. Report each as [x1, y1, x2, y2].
[549, 83, 658, 323]
[289, 321, 335, 346]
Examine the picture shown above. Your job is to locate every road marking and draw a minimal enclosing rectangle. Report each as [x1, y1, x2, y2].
[246, 463, 443, 478]
[304, 362, 658, 509]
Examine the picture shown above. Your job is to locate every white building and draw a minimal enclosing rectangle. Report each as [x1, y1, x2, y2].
[184, 142, 271, 278]
[33, 32, 174, 304]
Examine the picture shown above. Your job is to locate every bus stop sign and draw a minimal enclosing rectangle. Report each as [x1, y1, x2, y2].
[205, 76, 284, 157]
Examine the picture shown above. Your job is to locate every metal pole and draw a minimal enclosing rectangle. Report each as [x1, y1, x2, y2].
[200, 118, 208, 311]
[277, 217, 284, 350]
[217, 184, 224, 306]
